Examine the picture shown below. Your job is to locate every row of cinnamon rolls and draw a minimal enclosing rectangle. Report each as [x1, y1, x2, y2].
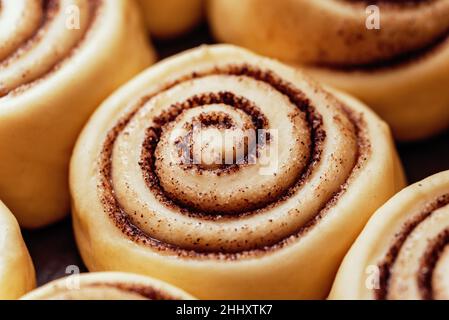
[4, 169, 449, 299]
[0, 0, 448, 300]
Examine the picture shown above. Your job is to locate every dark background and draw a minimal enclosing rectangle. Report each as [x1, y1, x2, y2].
[22, 24, 449, 286]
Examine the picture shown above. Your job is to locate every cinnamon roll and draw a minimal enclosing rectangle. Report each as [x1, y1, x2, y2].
[208, 0, 449, 140]
[0, 0, 155, 228]
[330, 171, 449, 300]
[21, 272, 194, 300]
[138, 0, 203, 39]
[0, 201, 35, 300]
[70, 44, 405, 299]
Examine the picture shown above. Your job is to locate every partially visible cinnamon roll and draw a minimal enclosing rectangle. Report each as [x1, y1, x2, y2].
[138, 0, 203, 39]
[0, 201, 35, 300]
[70, 45, 405, 299]
[0, 0, 155, 228]
[21, 272, 194, 300]
[330, 171, 449, 300]
[208, 0, 449, 140]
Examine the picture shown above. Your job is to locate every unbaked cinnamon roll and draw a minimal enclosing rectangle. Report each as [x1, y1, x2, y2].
[138, 0, 203, 39]
[21, 272, 194, 300]
[0, 0, 155, 228]
[330, 171, 449, 300]
[208, 0, 449, 141]
[0, 201, 35, 300]
[70, 44, 405, 299]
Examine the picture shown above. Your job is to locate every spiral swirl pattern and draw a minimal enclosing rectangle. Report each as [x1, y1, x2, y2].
[0, 0, 154, 228]
[71, 45, 404, 299]
[99, 64, 362, 255]
[379, 193, 449, 300]
[21, 273, 194, 300]
[0, 0, 99, 97]
[330, 171, 449, 300]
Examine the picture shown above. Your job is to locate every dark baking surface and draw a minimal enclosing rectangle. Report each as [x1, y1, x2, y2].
[22, 24, 449, 286]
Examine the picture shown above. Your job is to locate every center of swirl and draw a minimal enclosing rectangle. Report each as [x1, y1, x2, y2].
[148, 92, 309, 214]
[171, 107, 255, 170]
[0, 0, 100, 97]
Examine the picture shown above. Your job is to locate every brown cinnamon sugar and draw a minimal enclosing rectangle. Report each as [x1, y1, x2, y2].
[0, 0, 103, 98]
[376, 194, 449, 300]
[418, 228, 449, 300]
[89, 283, 178, 300]
[97, 64, 369, 259]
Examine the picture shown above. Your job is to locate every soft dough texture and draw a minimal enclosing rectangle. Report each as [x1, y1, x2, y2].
[208, 0, 449, 140]
[330, 171, 449, 300]
[70, 44, 405, 299]
[21, 272, 194, 300]
[138, 0, 203, 38]
[0, 201, 35, 299]
[0, 0, 156, 228]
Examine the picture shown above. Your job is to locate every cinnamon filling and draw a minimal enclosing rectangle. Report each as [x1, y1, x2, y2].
[98, 64, 369, 259]
[317, 30, 449, 72]
[89, 283, 178, 300]
[377, 194, 449, 300]
[0, 0, 102, 98]
[418, 228, 449, 300]
[45, 283, 178, 300]
[316, 0, 449, 71]
[141, 91, 274, 215]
